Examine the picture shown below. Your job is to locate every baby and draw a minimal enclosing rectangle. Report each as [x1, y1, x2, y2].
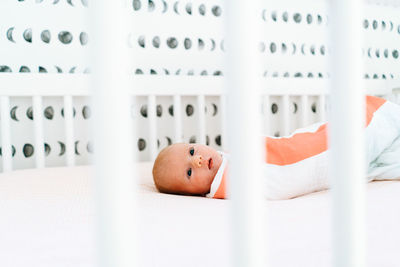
[153, 95, 400, 200]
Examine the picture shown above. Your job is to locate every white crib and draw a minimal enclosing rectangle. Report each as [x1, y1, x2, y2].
[1, 0, 400, 266]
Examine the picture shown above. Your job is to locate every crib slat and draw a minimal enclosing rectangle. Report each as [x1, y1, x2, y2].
[219, 95, 227, 150]
[281, 94, 290, 136]
[173, 95, 182, 143]
[226, 0, 267, 266]
[319, 94, 326, 122]
[329, 1, 366, 267]
[300, 95, 309, 127]
[32, 96, 45, 168]
[197, 95, 206, 145]
[148, 95, 157, 160]
[63, 95, 75, 166]
[1, 96, 13, 172]
[91, 1, 138, 267]
[263, 94, 270, 136]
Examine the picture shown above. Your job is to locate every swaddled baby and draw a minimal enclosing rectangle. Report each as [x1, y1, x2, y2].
[153, 96, 400, 200]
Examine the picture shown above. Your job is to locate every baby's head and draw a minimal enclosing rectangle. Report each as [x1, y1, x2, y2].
[152, 143, 223, 196]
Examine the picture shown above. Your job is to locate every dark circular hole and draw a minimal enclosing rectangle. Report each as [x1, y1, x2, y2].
[270, 42, 277, 53]
[185, 2, 192, 14]
[0, 66, 12, 72]
[363, 19, 369, 29]
[44, 106, 54, 120]
[23, 143, 34, 158]
[372, 20, 378, 30]
[0, 146, 16, 157]
[281, 43, 287, 53]
[306, 14, 312, 24]
[140, 105, 148, 117]
[44, 143, 51, 156]
[75, 141, 80, 155]
[274, 132, 280, 137]
[41, 30, 51, 43]
[293, 13, 302, 23]
[215, 135, 221, 146]
[271, 11, 277, 21]
[82, 105, 91, 119]
[157, 139, 160, 148]
[150, 69, 157, 75]
[148, 0, 155, 11]
[206, 135, 210, 145]
[168, 105, 174, 116]
[152, 36, 160, 48]
[167, 37, 178, 49]
[138, 138, 146, 151]
[156, 104, 162, 117]
[199, 4, 206, 15]
[211, 5, 222, 16]
[39, 66, 48, 73]
[384, 49, 389, 58]
[320, 45, 325, 55]
[293, 102, 298, 113]
[317, 15, 322, 24]
[186, 104, 194, 116]
[198, 38, 205, 50]
[184, 38, 192, 49]
[23, 28, 32, 43]
[189, 136, 196, 143]
[282, 11, 288, 22]
[79, 32, 88, 45]
[133, 0, 141, 10]
[58, 31, 73, 44]
[135, 69, 143, 74]
[26, 106, 33, 120]
[138, 36, 145, 48]
[271, 103, 278, 114]
[393, 50, 399, 59]
[19, 66, 30, 73]
[311, 103, 317, 113]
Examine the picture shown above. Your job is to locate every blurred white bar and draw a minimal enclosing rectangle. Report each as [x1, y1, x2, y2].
[0, 96, 12, 172]
[173, 95, 182, 143]
[63, 95, 75, 166]
[300, 95, 309, 127]
[219, 95, 227, 150]
[90, 1, 138, 267]
[197, 95, 206, 145]
[148, 95, 158, 160]
[329, 1, 366, 267]
[263, 95, 270, 135]
[226, 1, 267, 267]
[281, 95, 290, 136]
[319, 94, 327, 122]
[32, 96, 45, 168]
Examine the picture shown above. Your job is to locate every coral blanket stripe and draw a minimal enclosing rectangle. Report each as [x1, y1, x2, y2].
[265, 95, 386, 166]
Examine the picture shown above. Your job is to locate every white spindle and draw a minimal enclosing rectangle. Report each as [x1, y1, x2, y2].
[300, 95, 309, 127]
[220, 95, 227, 150]
[263, 94, 270, 135]
[226, 0, 267, 266]
[0, 96, 12, 172]
[329, 1, 366, 267]
[281, 94, 290, 136]
[148, 95, 157, 160]
[319, 94, 327, 122]
[90, 1, 138, 267]
[64, 95, 75, 166]
[32, 96, 45, 168]
[197, 95, 206, 144]
[173, 95, 182, 143]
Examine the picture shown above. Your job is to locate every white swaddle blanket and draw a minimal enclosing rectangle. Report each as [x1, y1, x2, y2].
[207, 96, 400, 200]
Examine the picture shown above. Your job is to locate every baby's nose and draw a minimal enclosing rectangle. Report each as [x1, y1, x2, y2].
[191, 155, 203, 168]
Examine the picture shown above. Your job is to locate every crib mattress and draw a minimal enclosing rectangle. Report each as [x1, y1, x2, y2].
[0, 163, 399, 267]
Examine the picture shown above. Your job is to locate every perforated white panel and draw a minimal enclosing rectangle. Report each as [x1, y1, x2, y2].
[0, 0, 400, 171]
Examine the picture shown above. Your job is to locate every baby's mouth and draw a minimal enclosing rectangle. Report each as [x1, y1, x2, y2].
[208, 158, 213, 170]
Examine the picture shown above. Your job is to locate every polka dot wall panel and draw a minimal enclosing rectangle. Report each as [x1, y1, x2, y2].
[0, 0, 399, 168]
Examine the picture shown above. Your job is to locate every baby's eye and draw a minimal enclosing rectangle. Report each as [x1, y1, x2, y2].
[189, 147, 195, 156]
[187, 168, 192, 178]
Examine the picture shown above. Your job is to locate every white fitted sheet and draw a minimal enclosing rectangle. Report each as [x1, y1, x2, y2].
[0, 163, 399, 267]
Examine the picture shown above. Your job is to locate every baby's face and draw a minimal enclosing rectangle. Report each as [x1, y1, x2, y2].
[156, 143, 223, 195]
